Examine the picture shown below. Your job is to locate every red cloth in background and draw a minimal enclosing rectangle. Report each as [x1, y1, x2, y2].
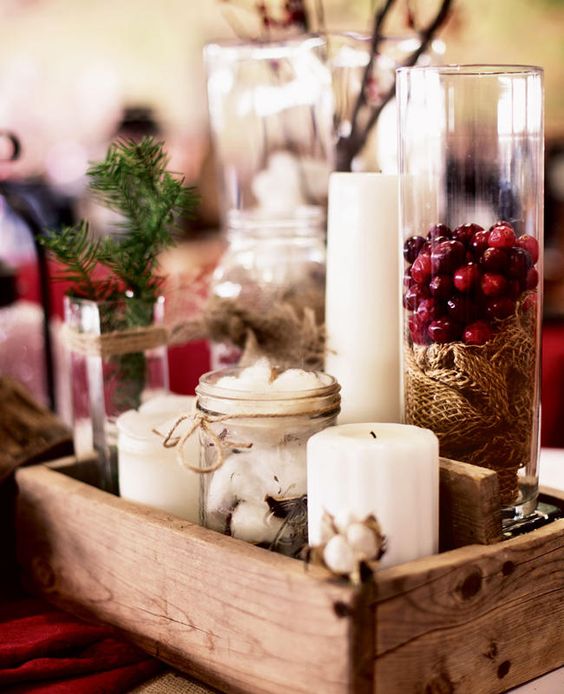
[0, 596, 161, 693]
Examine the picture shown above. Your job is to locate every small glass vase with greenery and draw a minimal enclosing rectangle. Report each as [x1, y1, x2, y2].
[42, 137, 198, 492]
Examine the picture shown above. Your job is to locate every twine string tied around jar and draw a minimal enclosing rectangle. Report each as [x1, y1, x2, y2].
[155, 404, 339, 474]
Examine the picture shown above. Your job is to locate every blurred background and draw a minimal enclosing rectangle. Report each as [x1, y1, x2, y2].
[0, 0, 563, 443]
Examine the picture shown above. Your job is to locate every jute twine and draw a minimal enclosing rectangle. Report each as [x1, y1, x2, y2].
[404, 299, 537, 506]
[62, 295, 325, 366]
[155, 404, 337, 474]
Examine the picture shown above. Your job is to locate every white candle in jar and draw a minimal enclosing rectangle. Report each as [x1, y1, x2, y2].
[307, 423, 438, 567]
[325, 173, 401, 424]
[117, 395, 200, 523]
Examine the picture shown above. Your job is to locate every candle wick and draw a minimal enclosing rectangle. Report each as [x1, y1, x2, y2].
[370, 431, 377, 439]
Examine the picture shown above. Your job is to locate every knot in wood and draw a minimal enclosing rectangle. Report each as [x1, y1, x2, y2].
[457, 569, 482, 600]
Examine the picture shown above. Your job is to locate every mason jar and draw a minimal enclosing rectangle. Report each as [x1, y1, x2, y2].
[195, 367, 340, 555]
[397, 65, 543, 525]
[209, 208, 326, 370]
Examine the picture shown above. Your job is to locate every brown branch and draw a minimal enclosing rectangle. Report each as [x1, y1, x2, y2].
[335, 0, 453, 172]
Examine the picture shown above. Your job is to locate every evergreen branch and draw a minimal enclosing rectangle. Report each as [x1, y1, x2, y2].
[39, 221, 102, 299]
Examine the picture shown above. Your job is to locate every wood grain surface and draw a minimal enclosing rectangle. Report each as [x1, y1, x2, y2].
[372, 518, 564, 693]
[439, 457, 502, 550]
[15, 462, 372, 694]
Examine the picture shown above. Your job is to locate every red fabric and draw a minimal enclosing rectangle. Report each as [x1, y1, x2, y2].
[541, 320, 564, 448]
[0, 596, 161, 693]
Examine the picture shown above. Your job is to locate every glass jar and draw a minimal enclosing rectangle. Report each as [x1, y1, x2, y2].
[64, 295, 169, 492]
[397, 65, 543, 524]
[209, 208, 326, 370]
[204, 36, 334, 221]
[196, 367, 341, 555]
[329, 32, 445, 172]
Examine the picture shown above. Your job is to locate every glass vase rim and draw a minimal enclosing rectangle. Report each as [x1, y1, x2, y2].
[63, 294, 165, 309]
[397, 64, 543, 77]
[204, 34, 326, 59]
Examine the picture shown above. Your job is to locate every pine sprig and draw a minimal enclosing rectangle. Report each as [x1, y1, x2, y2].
[40, 221, 107, 300]
[41, 137, 199, 303]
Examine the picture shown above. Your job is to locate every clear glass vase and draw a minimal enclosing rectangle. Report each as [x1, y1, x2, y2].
[64, 295, 169, 492]
[397, 65, 544, 525]
[204, 35, 334, 221]
[209, 208, 326, 370]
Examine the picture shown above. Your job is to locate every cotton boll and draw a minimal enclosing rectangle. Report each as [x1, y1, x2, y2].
[323, 534, 355, 575]
[215, 375, 244, 390]
[272, 369, 322, 392]
[238, 358, 273, 390]
[346, 523, 379, 560]
[334, 510, 357, 534]
[206, 455, 242, 514]
[230, 500, 283, 544]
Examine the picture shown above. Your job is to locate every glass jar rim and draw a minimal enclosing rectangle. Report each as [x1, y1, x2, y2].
[227, 206, 324, 233]
[196, 367, 341, 417]
[397, 64, 543, 77]
[63, 294, 165, 309]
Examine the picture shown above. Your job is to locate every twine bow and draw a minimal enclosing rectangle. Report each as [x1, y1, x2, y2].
[155, 412, 252, 474]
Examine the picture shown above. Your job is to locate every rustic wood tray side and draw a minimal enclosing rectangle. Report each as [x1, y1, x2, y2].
[15, 461, 370, 694]
[372, 491, 564, 693]
[15, 459, 564, 694]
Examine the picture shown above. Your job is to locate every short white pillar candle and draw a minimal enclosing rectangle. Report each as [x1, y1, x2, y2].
[325, 172, 401, 424]
[307, 423, 439, 568]
[117, 395, 200, 523]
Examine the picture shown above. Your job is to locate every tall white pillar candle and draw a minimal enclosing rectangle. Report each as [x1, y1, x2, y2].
[307, 423, 438, 568]
[325, 173, 400, 423]
[117, 395, 200, 523]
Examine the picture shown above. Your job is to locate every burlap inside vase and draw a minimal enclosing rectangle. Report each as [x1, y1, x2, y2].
[404, 300, 537, 506]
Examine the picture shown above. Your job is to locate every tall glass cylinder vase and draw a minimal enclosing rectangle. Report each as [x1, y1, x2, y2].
[64, 296, 169, 493]
[204, 36, 334, 221]
[397, 66, 544, 524]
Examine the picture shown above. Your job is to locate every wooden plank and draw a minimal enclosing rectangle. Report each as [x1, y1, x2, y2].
[372, 519, 564, 693]
[439, 457, 502, 550]
[15, 462, 372, 694]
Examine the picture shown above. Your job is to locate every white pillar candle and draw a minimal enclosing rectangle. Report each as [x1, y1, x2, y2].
[325, 172, 401, 424]
[117, 395, 200, 523]
[307, 423, 438, 568]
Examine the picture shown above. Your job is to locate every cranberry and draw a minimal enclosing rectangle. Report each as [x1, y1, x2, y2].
[431, 240, 466, 274]
[481, 273, 508, 297]
[404, 284, 428, 310]
[506, 247, 532, 281]
[480, 247, 509, 273]
[486, 297, 516, 321]
[411, 253, 432, 284]
[526, 267, 539, 290]
[469, 230, 491, 257]
[507, 279, 523, 300]
[453, 263, 481, 293]
[403, 235, 426, 263]
[447, 296, 477, 323]
[409, 314, 429, 345]
[489, 223, 516, 249]
[428, 318, 460, 343]
[403, 269, 413, 289]
[463, 321, 492, 346]
[417, 297, 443, 324]
[429, 274, 454, 300]
[516, 234, 539, 263]
[427, 223, 452, 240]
[452, 223, 484, 246]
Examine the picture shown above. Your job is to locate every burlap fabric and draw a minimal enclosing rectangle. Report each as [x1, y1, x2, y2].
[404, 300, 537, 505]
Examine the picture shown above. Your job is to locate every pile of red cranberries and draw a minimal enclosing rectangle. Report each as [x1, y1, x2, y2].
[403, 221, 539, 346]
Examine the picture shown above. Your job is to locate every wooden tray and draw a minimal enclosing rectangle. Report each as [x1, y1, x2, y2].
[15, 458, 564, 694]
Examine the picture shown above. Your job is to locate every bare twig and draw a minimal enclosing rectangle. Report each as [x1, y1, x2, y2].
[335, 0, 453, 172]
